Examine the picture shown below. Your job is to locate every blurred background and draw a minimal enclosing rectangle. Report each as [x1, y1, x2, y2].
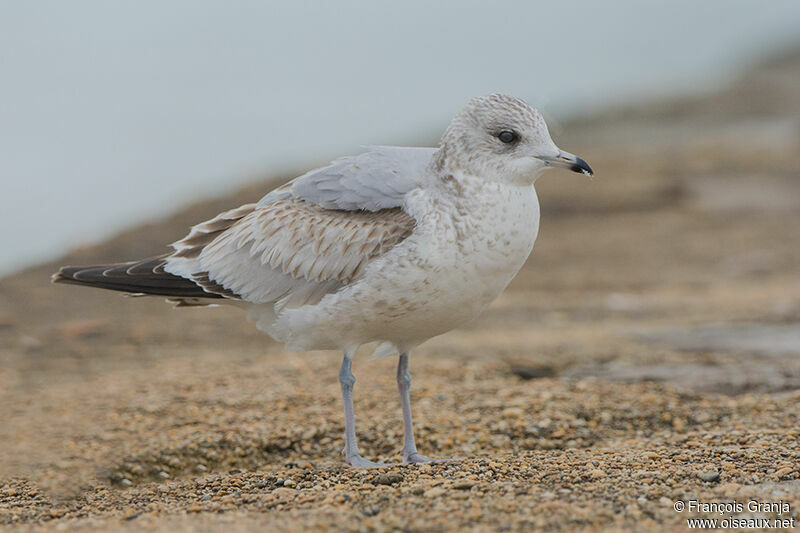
[1, 0, 799, 275]
[1, 2, 800, 530]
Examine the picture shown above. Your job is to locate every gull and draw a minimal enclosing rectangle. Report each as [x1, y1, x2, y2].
[53, 94, 593, 467]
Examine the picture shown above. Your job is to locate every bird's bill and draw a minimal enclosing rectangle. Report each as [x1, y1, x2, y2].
[537, 151, 594, 176]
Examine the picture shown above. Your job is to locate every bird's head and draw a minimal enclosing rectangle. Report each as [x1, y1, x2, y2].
[436, 93, 593, 184]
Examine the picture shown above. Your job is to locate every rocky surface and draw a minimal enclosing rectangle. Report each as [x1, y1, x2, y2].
[1, 48, 799, 531]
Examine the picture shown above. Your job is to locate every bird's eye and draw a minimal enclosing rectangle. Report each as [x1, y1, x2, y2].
[497, 130, 518, 144]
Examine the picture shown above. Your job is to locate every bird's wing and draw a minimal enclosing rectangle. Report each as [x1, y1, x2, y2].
[164, 146, 434, 308]
[258, 146, 437, 211]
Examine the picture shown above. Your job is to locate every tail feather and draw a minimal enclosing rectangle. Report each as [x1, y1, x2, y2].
[52, 255, 224, 299]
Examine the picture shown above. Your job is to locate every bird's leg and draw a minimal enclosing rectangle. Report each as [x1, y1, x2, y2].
[397, 353, 438, 463]
[339, 350, 383, 468]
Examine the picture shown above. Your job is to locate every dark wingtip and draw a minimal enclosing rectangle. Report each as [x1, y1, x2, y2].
[49, 258, 229, 299]
[51, 266, 71, 284]
[52, 265, 93, 285]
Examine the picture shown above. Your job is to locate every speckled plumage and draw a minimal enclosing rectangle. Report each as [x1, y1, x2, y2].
[264, 174, 540, 355]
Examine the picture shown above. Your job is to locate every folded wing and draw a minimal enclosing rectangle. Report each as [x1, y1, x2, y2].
[55, 147, 433, 308]
[163, 146, 434, 308]
[165, 199, 415, 308]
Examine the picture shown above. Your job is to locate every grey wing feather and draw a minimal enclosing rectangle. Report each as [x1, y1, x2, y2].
[258, 146, 437, 211]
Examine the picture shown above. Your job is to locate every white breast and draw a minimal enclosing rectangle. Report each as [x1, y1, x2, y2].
[264, 175, 540, 353]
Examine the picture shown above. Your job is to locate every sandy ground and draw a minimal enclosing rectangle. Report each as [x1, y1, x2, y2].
[1, 49, 799, 531]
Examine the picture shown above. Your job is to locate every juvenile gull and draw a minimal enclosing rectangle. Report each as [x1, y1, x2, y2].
[53, 94, 593, 467]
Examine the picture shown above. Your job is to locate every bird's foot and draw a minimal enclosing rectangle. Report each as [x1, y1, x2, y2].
[403, 452, 452, 464]
[345, 454, 385, 468]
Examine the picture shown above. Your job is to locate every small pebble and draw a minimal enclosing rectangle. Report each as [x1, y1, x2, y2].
[424, 487, 446, 498]
[452, 480, 476, 490]
[698, 470, 720, 482]
[372, 473, 403, 486]
[361, 506, 381, 517]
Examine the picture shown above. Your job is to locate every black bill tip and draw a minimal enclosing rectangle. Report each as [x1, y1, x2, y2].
[570, 156, 593, 177]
